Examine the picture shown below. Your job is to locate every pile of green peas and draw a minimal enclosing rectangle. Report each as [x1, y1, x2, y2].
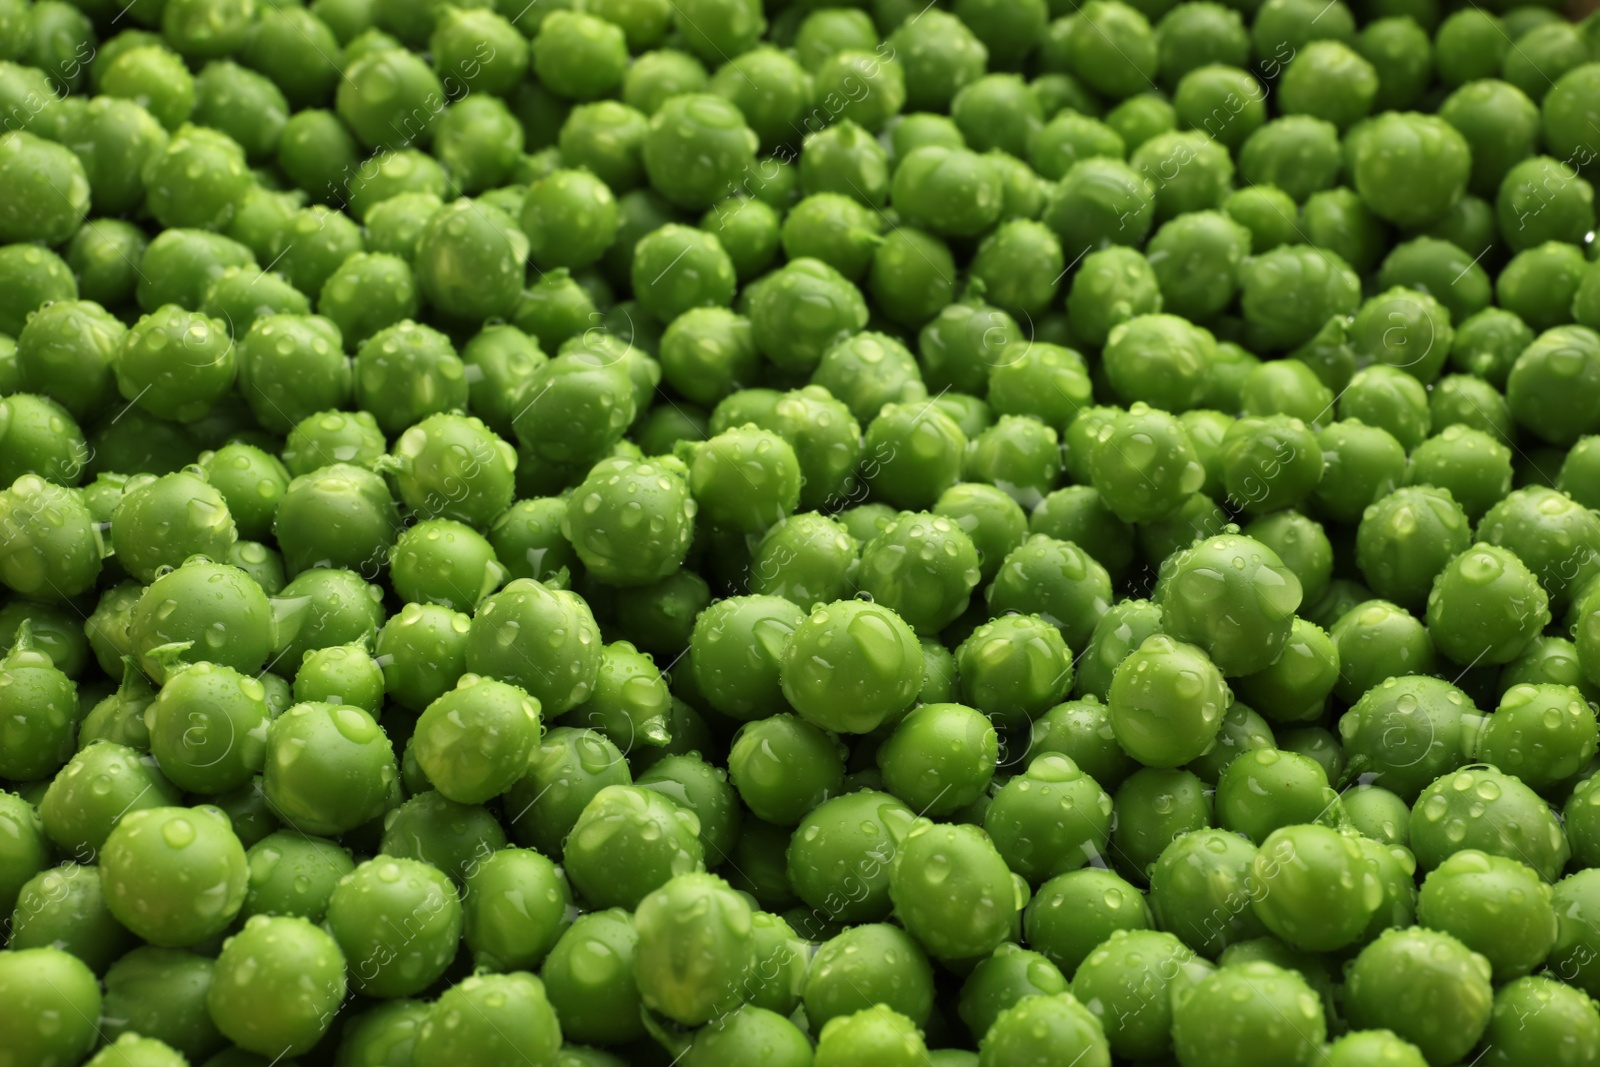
[3, 0, 1600, 1060]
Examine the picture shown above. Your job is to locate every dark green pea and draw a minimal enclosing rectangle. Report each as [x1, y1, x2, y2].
[268, 565, 383, 668]
[273, 461, 399, 577]
[915, 301, 1016, 395]
[947, 74, 1038, 162]
[78, 658, 156, 752]
[1498, 240, 1588, 333]
[1376, 237, 1491, 329]
[1434, 79, 1540, 204]
[500, 727, 627, 859]
[101, 947, 224, 1061]
[1027, 866, 1152, 975]
[1128, 129, 1233, 224]
[468, 578, 601, 715]
[1411, 764, 1569, 883]
[1300, 187, 1387, 275]
[889, 817, 1018, 962]
[1064, 0, 1157, 99]
[780, 193, 882, 282]
[199, 266, 311, 338]
[1277, 40, 1376, 131]
[931, 392, 995, 441]
[1155, 531, 1303, 675]
[1342, 927, 1492, 1067]
[0, 600, 86, 679]
[749, 258, 869, 375]
[37, 741, 177, 863]
[1144, 210, 1250, 322]
[806, 119, 896, 207]
[1156, 3, 1247, 83]
[1344, 364, 1433, 454]
[984, 754, 1113, 883]
[1171, 960, 1326, 1067]
[429, 6, 527, 96]
[378, 789, 507, 885]
[1184, 698, 1273, 784]
[1251, 0, 1354, 60]
[1239, 246, 1362, 358]
[1085, 404, 1203, 523]
[536, 908, 645, 1047]
[1215, 747, 1332, 846]
[1236, 360, 1332, 427]
[855, 400, 964, 510]
[1237, 116, 1341, 203]
[147, 662, 271, 795]
[1506, 325, 1600, 448]
[624, 49, 708, 114]
[141, 218, 257, 308]
[786, 787, 914, 924]
[464, 847, 570, 973]
[1404, 425, 1517, 532]
[701, 196, 781, 282]
[273, 109, 358, 203]
[1041, 157, 1155, 263]
[1216, 413, 1323, 515]
[964, 413, 1060, 503]
[1497, 155, 1596, 253]
[191, 62, 290, 166]
[207, 914, 346, 1060]
[640, 93, 758, 212]
[933, 481, 1028, 584]
[0, 393, 86, 486]
[708, 46, 812, 152]
[7, 865, 123, 968]
[411, 198, 530, 323]
[747, 512, 858, 608]
[315, 251, 417, 348]
[1357, 16, 1431, 110]
[1428, 373, 1513, 443]
[140, 124, 250, 233]
[1434, 9, 1507, 88]
[107, 469, 234, 585]
[325, 856, 460, 998]
[1147, 829, 1266, 957]
[1061, 248, 1158, 352]
[372, 601, 469, 712]
[346, 152, 452, 225]
[726, 712, 843, 827]
[562, 638, 673, 755]
[1074, 929, 1208, 1061]
[1567, 772, 1600, 870]
[891, 145, 1004, 240]
[0, 948, 102, 1067]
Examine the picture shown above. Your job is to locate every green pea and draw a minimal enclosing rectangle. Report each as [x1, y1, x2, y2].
[262, 701, 396, 836]
[206, 915, 346, 1059]
[535, 907, 645, 1047]
[1027, 866, 1152, 974]
[1497, 156, 1596, 253]
[1216, 746, 1333, 846]
[1155, 3, 1247, 83]
[781, 598, 923, 734]
[786, 789, 914, 923]
[467, 579, 601, 715]
[683, 1005, 810, 1067]
[1073, 929, 1207, 1060]
[7, 860, 134, 971]
[1238, 244, 1361, 353]
[562, 784, 703, 909]
[1343, 927, 1493, 1066]
[328, 1001, 430, 1067]
[335, 47, 444, 150]
[1145, 210, 1250, 322]
[1412, 765, 1569, 883]
[890, 818, 1018, 961]
[100, 947, 223, 1060]
[0, 947, 102, 1067]
[812, 1004, 928, 1067]
[146, 662, 270, 795]
[1155, 532, 1302, 676]
[1171, 960, 1325, 1067]
[323, 855, 461, 998]
[727, 713, 844, 826]
[231, 315, 347, 433]
[1113, 767, 1215, 882]
[624, 49, 707, 114]
[873, 702, 995, 817]
[1147, 829, 1265, 956]
[98, 804, 247, 947]
[238, 830, 353, 923]
[985, 754, 1113, 883]
[1105, 633, 1228, 768]
[1425, 543, 1550, 667]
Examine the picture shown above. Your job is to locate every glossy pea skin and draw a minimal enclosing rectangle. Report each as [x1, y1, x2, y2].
[875, 702, 996, 818]
[505, 727, 631, 857]
[323, 855, 461, 1000]
[1475, 681, 1597, 792]
[1411, 766, 1569, 883]
[467, 579, 601, 716]
[1329, 600, 1436, 705]
[1089, 403, 1207, 524]
[539, 908, 645, 1047]
[208, 915, 346, 1058]
[955, 611, 1076, 731]
[780, 598, 923, 735]
[147, 662, 271, 795]
[9, 861, 135, 972]
[0, 947, 103, 1067]
[889, 818, 1019, 962]
[1343, 927, 1493, 1067]
[1148, 829, 1267, 957]
[1356, 486, 1473, 611]
[263, 702, 396, 837]
[0, 637, 80, 782]
[1416, 849, 1556, 983]
[1156, 533, 1302, 677]
[563, 784, 703, 909]
[411, 674, 541, 804]
[100, 804, 248, 948]
[856, 511, 980, 636]
[1425, 543, 1550, 667]
[984, 754, 1113, 883]
[238, 830, 353, 924]
[1479, 975, 1600, 1067]
[1113, 768, 1215, 884]
[1171, 961, 1325, 1067]
[413, 972, 562, 1067]
[1027, 866, 1153, 976]
[786, 789, 915, 925]
[38, 742, 180, 861]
